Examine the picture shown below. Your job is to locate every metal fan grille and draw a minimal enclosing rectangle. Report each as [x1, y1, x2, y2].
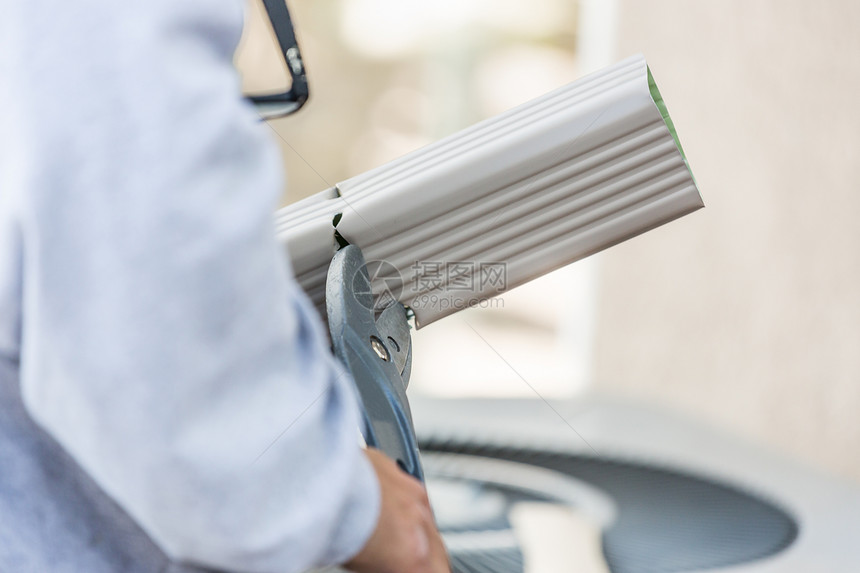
[424, 441, 798, 573]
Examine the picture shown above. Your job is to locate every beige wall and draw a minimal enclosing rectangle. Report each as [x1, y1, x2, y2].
[593, 1, 860, 481]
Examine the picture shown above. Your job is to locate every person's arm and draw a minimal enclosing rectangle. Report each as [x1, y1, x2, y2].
[4, 0, 383, 571]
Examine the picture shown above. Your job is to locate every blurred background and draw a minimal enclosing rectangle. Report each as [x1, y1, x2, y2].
[237, 0, 860, 489]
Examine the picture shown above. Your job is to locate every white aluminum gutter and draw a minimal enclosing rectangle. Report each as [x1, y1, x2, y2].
[275, 54, 703, 327]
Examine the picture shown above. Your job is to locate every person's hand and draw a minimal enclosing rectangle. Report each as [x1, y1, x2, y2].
[344, 448, 450, 573]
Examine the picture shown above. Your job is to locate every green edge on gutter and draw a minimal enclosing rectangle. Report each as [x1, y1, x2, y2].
[647, 66, 696, 185]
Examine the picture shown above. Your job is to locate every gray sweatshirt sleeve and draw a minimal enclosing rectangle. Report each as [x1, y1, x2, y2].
[0, 0, 380, 571]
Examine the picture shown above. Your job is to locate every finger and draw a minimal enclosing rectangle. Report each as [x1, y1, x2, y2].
[411, 522, 431, 562]
[427, 528, 451, 573]
[416, 503, 435, 528]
